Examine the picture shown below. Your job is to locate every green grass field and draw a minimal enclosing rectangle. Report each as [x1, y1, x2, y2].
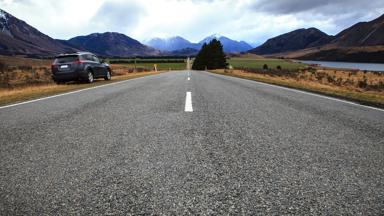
[228, 58, 305, 70]
[121, 63, 186, 70]
[108, 58, 187, 70]
[109, 57, 303, 71]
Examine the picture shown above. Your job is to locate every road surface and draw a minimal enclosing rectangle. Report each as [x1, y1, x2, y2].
[1, 71, 383, 215]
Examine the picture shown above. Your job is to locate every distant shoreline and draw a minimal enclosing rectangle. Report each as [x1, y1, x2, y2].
[294, 60, 384, 72]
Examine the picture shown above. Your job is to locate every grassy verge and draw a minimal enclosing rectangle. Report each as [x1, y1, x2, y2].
[209, 69, 384, 108]
[118, 63, 187, 70]
[0, 71, 160, 107]
[228, 57, 305, 71]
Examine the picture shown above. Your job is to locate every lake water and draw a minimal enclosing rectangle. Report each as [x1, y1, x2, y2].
[296, 60, 384, 72]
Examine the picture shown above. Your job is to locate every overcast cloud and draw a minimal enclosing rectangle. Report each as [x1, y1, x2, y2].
[0, 0, 383, 46]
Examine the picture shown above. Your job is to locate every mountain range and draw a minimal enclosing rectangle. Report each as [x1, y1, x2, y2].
[249, 28, 333, 55]
[249, 14, 384, 62]
[62, 32, 160, 57]
[0, 7, 383, 62]
[145, 34, 253, 53]
[0, 9, 159, 57]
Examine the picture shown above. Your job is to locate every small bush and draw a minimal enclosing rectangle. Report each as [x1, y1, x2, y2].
[336, 77, 343, 86]
[17, 65, 33, 71]
[263, 64, 268, 70]
[0, 62, 7, 72]
[327, 75, 335, 83]
[276, 65, 282, 70]
[377, 81, 384, 89]
[308, 67, 316, 73]
[315, 72, 326, 81]
[358, 77, 368, 88]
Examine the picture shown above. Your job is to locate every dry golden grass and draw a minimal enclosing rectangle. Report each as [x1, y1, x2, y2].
[211, 69, 384, 107]
[0, 58, 155, 88]
[0, 55, 51, 67]
[0, 71, 160, 106]
[0, 56, 165, 106]
[273, 45, 384, 59]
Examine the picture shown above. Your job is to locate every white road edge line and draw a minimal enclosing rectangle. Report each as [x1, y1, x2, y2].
[209, 71, 384, 112]
[188, 77, 190, 81]
[185, 92, 193, 112]
[0, 76, 150, 110]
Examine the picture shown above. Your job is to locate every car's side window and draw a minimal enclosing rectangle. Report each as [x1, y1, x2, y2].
[93, 55, 100, 63]
[82, 54, 91, 61]
[87, 54, 94, 62]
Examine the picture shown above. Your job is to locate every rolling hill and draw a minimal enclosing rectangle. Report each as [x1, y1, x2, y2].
[332, 14, 384, 47]
[249, 28, 333, 55]
[63, 32, 161, 57]
[249, 14, 384, 63]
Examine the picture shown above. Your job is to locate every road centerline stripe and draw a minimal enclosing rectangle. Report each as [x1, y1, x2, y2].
[185, 92, 193, 112]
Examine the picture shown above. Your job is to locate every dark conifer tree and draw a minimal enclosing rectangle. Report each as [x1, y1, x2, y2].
[192, 39, 227, 70]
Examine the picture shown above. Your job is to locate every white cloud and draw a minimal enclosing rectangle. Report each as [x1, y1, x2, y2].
[0, 0, 383, 45]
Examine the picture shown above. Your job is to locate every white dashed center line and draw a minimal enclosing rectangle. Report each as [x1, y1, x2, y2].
[188, 77, 190, 81]
[185, 92, 193, 112]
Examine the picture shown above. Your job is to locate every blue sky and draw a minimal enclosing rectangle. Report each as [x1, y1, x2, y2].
[1, 0, 383, 46]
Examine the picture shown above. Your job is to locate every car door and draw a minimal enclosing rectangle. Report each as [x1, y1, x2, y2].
[92, 55, 104, 77]
[83, 54, 96, 74]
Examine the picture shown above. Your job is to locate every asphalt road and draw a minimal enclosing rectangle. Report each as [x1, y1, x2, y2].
[1, 71, 383, 215]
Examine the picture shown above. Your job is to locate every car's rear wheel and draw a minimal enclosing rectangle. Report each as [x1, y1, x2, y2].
[104, 70, 111, 80]
[86, 70, 94, 83]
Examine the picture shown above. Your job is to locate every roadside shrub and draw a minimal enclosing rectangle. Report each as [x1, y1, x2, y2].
[263, 64, 268, 70]
[335, 77, 343, 86]
[0, 71, 10, 88]
[327, 75, 334, 83]
[308, 67, 316, 73]
[0, 62, 7, 72]
[377, 81, 384, 90]
[315, 72, 326, 81]
[344, 79, 354, 86]
[276, 65, 282, 70]
[17, 65, 33, 71]
[43, 68, 50, 76]
[358, 77, 368, 88]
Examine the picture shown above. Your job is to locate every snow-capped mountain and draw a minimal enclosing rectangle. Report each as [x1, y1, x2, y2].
[199, 34, 253, 53]
[145, 36, 199, 51]
[0, 9, 76, 56]
[146, 34, 253, 53]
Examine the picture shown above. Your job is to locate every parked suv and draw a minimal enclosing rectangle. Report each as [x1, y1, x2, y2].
[51, 52, 111, 83]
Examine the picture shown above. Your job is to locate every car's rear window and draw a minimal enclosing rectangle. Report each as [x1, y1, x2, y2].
[54, 55, 79, 64]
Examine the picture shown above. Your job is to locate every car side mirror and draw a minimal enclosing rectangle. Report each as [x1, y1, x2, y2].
[100, 59, 105, 63]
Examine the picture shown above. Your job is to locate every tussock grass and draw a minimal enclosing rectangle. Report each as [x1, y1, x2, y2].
[210, 69, 384, 108]
[0, 71, 159, 106]
[0, 55, 168, 106]
[228, 58, 305, 71]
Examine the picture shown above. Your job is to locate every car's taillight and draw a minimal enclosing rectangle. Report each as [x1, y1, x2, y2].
[73, 60, 84, 65]
[51, 64, 57, 70]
